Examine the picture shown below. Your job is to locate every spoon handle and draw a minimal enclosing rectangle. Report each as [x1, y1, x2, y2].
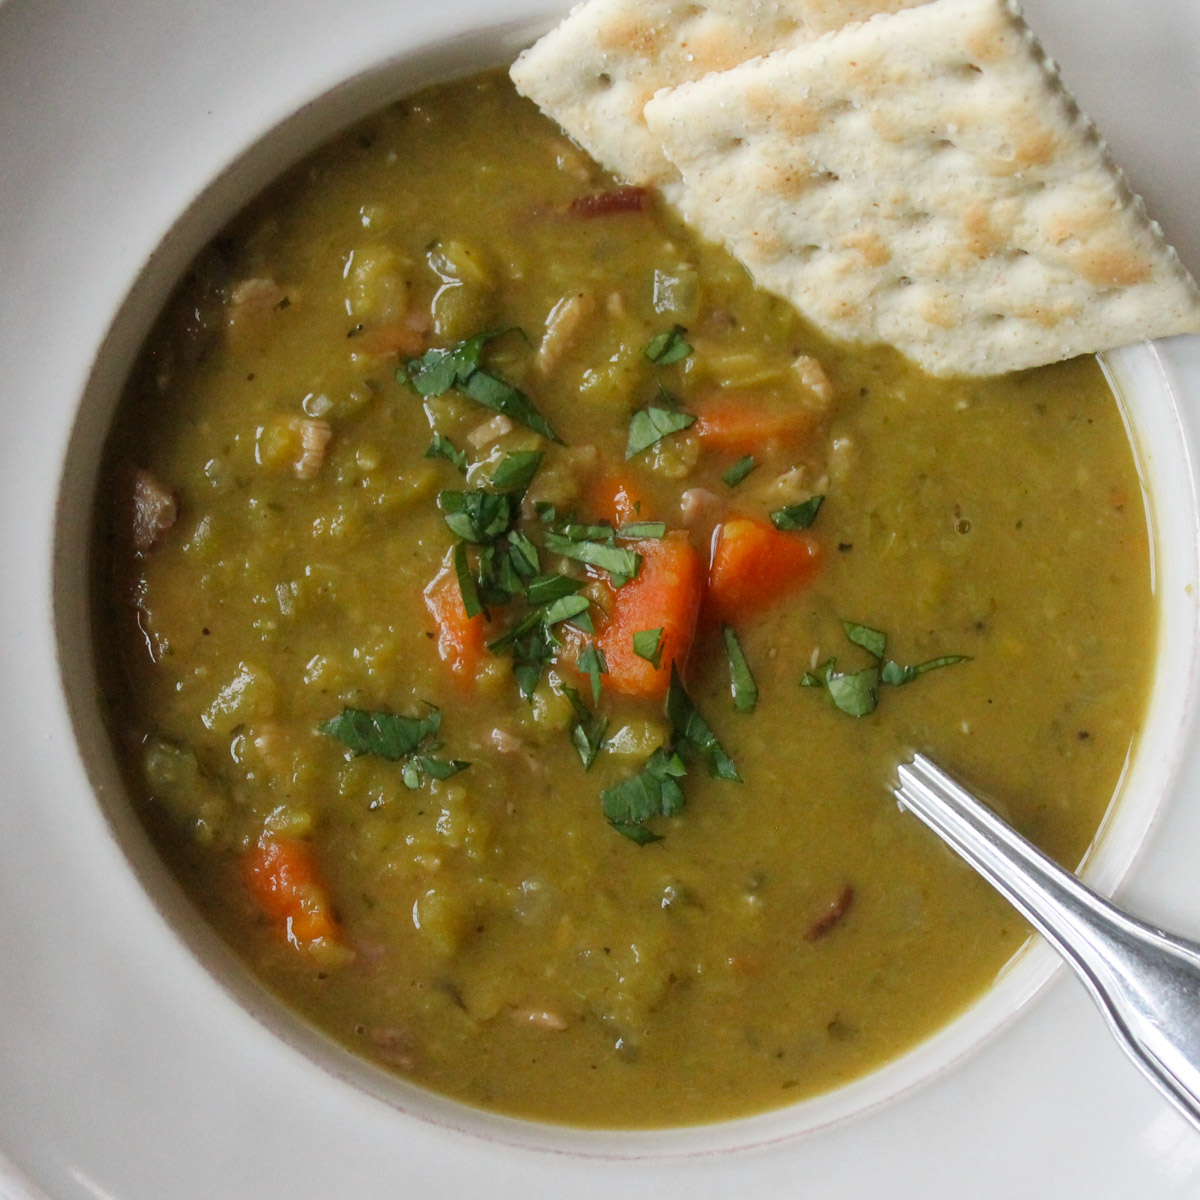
[895, 752, 1200, 1131]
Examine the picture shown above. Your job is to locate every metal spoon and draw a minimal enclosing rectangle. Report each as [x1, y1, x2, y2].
[894, 752, 1200, 1132]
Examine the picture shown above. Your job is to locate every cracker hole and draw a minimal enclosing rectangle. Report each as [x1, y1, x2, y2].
[812, 170, 840, 184]
[964, 62, 983, 74]
[981, 313, 1005, 325]
[933, 138, 955, 151]
[796, 244, 822, 263]
[596, 72, 613, 88]
[895, 275, 913, 288]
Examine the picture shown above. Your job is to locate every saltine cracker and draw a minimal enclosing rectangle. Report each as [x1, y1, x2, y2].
[643, 0, 1200, 375]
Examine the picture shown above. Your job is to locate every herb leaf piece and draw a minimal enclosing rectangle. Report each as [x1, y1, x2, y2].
[542, 594, 591, 627]
[666, 666, 741, 782]
[490, 450, 543, 494]
[439, 489, 512, 543]
[826, 665, 880, 717]
[843, 620, 887, 661]
[602, 746, 688, 842]
[625, 406, 697, 459]
[400, 329, 500, 395]
[722, 455, 758, 488]
[617, 521, 667, 540]
[525, 573, 583, 606]
[463, 370, 560, 443]
[425, 433, 467, 472]
[544, 532, 642, 584]
[398, 329, 561, 443]
[563, 685, 608, 771]
[644, 325, 693, 365]
[632, 627, 665, 669]
[881, 654, 971, 685]
[771, 494, 824, 531]
[321, 706, 442, 761]
[403, 755, 470, 788]
[453, 541, 485, 619]
[722, 625, 758, 713]
[578, 641, 608, 706]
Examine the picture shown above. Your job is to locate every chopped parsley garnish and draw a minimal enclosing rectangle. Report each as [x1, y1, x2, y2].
[722, 455, 758, 488]
[398, 329, 498, 395]
[666, 665, 741, 781]
[617, 521, 667, 540]
[632, 627, 664, 669]
[881, 656, 970, 684]
[563, 685, 608, 771]
[524, 573, 583, 605]
[490, 450, 543, 493]
[625, 406, 697, 459]
[506, 530, 540, 578]
[543, 531, 641, 585]
[439, 489, 513, 543]
[462, 369, 560, 442]
[578, 641, 608, 706]
[602, 747, 687, 844]
[398, 329, 561, 442]
[425, 432, 467, 472]
[722, 625, 758, 712]
[802, 659, 880, 718]
[803, 621, 970, 717]
[771, 494, 824, 530]
[453, 540, 485, 619]
[843, 620, 887, 660]
[644, 324, 693, 365]
[401, 755, 470, 789]
[510, 620, 558, 699]
[542, 593, 591, 627]
[320, 705, 468, 786]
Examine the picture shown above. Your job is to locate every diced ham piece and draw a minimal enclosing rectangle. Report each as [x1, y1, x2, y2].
[292, 417, 332, 478]
[131, 468, 179, 552]
[806, 884, 855, 942]
[569, 186, 647, 217]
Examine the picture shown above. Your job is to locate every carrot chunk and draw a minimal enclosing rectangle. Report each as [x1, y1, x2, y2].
[588, 472, 651, 527]
[356, 322, 427, 359]
[595, 532, 703, 699]
[424, 549, 486, 680]
[707, 516, 820, 621]
[243, 835, 340, 949]
[694, 391, 817, 456]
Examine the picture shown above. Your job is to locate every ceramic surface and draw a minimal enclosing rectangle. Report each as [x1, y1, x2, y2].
[2, 1, 1200, 1196]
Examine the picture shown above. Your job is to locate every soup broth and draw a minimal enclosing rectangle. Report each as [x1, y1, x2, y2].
[93, 70, 1154, 1126]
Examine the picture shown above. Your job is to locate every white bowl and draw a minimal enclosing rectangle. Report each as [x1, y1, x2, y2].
[4, 1, 1200, 1196]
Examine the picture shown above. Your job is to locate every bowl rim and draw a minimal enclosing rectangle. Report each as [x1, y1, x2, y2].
[49, 27, 1200, 1159]
[4, 0, 1200, 1195]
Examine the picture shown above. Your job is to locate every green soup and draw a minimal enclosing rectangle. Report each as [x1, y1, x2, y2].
[93, 70, 1154, 1127]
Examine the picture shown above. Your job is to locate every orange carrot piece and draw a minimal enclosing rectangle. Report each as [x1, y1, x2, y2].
[356, 323, 427, 359]
[243, 834, 340, 949]
[707, 516, 820, 621]
[595, 532, 703, 699]
[694, 391, 817, 456]
[588, 472, 652, 527]
[423, 549, 486, 680]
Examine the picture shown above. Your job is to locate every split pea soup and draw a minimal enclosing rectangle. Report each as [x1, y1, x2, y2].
[92, 69, 1154, 1127]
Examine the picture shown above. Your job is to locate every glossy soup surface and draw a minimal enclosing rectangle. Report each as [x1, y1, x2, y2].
[94, 71, 1154, 1126]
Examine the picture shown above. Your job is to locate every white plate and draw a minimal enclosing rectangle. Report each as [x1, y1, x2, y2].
[2, 0, 1200, 1196]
